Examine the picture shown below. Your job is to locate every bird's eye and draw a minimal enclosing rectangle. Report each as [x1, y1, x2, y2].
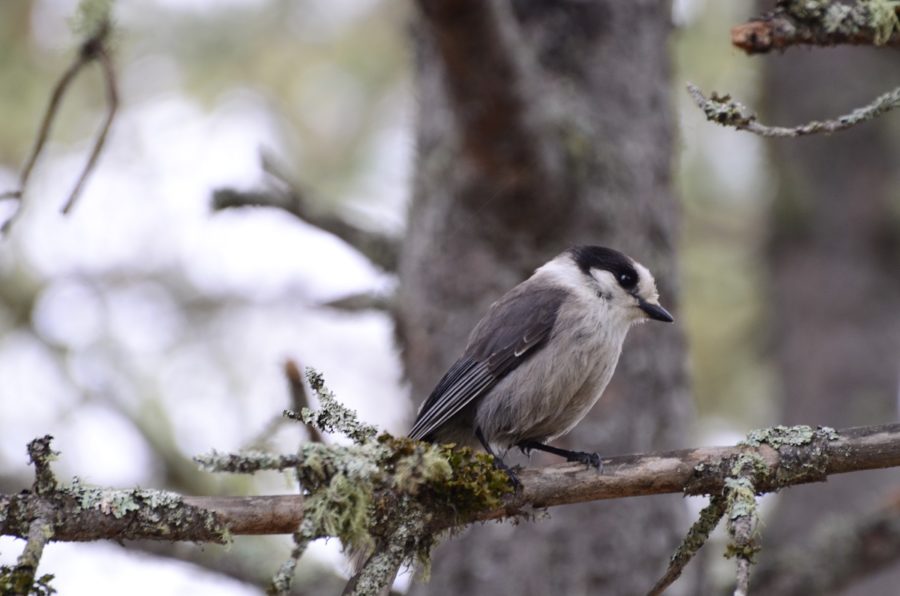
[619, 271, 637, 290]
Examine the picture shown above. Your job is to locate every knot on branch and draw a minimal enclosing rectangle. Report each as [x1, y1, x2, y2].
[27, 436, 59, 496]
[688, 85, 756, 128]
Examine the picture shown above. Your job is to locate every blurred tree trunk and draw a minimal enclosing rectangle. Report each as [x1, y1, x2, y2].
[761, 46, 900, 593]
[396, 1, 692, 594]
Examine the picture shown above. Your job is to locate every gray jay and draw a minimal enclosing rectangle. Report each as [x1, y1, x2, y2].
[408, 245, 673, 472]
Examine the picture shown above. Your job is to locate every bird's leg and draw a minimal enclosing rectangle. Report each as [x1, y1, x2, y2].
[516, 440, 603, 472]
[476, 427, 521, 489]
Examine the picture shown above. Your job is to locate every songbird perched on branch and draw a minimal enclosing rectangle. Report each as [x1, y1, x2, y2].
[409, 245, 673, 473]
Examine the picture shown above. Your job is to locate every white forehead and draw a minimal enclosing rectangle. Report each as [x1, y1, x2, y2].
[532, 251, 658, 299]
[633, 261, 659, 300]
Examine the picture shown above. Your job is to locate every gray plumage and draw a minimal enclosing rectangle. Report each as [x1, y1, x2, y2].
[409, 245, 672, 462]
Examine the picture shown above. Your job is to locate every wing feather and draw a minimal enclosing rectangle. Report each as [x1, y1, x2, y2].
[408, 285, 568, 442]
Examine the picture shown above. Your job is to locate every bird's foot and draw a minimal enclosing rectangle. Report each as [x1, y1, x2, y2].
[490, 456, 522, 490]
[565, 450, 604, 473]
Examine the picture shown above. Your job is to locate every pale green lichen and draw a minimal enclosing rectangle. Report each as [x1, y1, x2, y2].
[0, 566, 57, 596]
[723, 476, 761, 561]
[305, 475, 375, 551]
[70, 0, 114, 39]
[300, 369, 378, 444]
[866, 0, 900, 44]
[742, 424, 815, 448]
[206, 370, 516, 595]
[70, 479, 182, 519]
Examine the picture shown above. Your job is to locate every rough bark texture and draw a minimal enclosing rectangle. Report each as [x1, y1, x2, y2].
[397, 1, 691, 594]
[762, 43, 900, 595]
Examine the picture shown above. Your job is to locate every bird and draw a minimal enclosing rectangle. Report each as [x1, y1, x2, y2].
[408, 245, 673, 474]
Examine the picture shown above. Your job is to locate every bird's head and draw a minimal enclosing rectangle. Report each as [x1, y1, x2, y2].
[564, 245, 673, 324]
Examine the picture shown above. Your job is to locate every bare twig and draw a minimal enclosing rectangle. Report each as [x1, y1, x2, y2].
[647, 495, 728, 596]
[732, 0, 900, 54]
[268, 519, 316, 596]
[211, 187, 400, 272]
[686, 83, 900, 138]
[61, 46, 118, 214]
[319, 292, 393, 313]
[284, 360, 325, 444]
[0, 18, 117, 230]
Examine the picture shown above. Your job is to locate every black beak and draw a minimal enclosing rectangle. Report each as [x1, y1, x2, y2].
[638, 299, 674, 323]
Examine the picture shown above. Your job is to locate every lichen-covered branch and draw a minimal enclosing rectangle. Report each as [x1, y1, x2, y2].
[4, 424, 900, 544]
[211, 187, 399, 272]
[724, 476, 760, 596]
[647, 495, 728, 596]
[687, 83, 900, 138]
[732, 0, 900, 54]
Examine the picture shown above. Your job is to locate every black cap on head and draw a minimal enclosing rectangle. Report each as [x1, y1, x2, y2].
[568, 245, 639, 290]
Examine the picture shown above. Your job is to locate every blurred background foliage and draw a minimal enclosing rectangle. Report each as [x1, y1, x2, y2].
[1, 0, 879, 593]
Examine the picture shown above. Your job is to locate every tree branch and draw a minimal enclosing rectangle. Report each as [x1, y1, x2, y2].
[4, 424, 900, 544]
[211, 187, 399, 272]
[647, 495, 728, 596]
[415, 0, 560, 193]
[686, 83, 900, 137]
[732, 0, 900, 54]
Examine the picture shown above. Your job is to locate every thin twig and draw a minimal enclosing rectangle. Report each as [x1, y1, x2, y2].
[647, 495, 728, 596]
[212, 187, 400, 272]
[0, 19, 118, 231]
[61, 47, 118, 214]
[268, 519, 316, 596]
[284, 360, 325, 444]
[319, 292, 393, 313]
[686, 83, 900, 138]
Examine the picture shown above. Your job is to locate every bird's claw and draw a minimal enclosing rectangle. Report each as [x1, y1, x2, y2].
[491, 456, 522, 490]
[566, 450, 604, 473]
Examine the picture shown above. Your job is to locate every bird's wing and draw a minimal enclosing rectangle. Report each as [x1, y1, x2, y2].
[408, 286, 568, 442]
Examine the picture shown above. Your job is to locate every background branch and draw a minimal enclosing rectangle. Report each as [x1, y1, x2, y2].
[687, 83, 900, 137]
[732, 0, 900, 54]
[1, 17, 117, 230]
[211, 187, 399, 272]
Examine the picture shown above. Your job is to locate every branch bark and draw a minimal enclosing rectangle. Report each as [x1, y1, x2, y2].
[212, 187, 399, 272]
[687, 83, 900, 138]
[4, 424, 900, 543]
[732, 0, 900, 54]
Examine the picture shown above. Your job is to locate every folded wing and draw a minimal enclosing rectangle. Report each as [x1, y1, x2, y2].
[408, 286, 567, 441]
